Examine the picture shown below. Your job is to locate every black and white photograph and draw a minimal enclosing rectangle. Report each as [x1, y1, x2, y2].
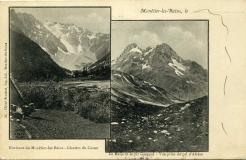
[9, 7, 111, 139]
[2, 0, 246, 159]
[107, 20, 208, 152]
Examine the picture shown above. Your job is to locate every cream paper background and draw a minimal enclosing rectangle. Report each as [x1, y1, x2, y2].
[0, 0, 246, 159]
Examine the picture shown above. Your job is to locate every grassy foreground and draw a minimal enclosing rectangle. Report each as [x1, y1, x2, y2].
[10, 109, 110, 139]
[106, 96, 208, 152]
[10, 80, 110, 139]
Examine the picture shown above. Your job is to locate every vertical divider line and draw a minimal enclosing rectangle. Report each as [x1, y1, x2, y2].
[106, 6, 112, 152]
[8, 6, 11, 140]
[208, 19, 210, 151]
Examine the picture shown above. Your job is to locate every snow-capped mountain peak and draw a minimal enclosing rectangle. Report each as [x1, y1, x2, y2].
[10, 9, 110, 70]
[113, 42, 208, 100]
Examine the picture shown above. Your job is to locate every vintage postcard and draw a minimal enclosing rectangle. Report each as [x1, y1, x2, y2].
[0, 0, 246, 159]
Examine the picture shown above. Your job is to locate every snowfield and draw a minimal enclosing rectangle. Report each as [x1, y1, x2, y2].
[168, 58, 187, 76]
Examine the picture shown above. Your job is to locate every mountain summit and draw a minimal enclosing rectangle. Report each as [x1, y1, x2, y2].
[113, 43, 208, 100]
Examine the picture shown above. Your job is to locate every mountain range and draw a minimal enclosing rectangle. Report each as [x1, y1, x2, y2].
[112, 43, 208, 101]
[10, 9, 207, 101]
[10, 9, 110, 70]
[109, 42, 208, 152]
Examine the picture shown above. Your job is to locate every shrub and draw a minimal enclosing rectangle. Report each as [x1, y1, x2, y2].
[77, 91, 110, 123]
[17, 81, 110, 123]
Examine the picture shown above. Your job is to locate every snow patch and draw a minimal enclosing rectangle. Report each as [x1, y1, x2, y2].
[144, 48, 153, 56]
[113, 73, 122, 78]
[151, 86, 157, 91]
[172, 58, 186, 71]
[175, 69, 184, 76]
[77, 44, 83, 53]
[123, 76, 131, 84]
[168, 58, 187, 77]
[180, 103, 191, 111]
[36, 24, 41, 29]
[171, 99, 183, 103]
[186, 80, 195, 84]
[60, 38, 76, 54]
[118, 90, 169, 107]
[130, 47, 142, 53]
[138, 98, 169, 107]
[91, 66, 96, 69]
[143, 81, 152, 85]
[168, 64, 183, 77]
[87, 34, 96, 40]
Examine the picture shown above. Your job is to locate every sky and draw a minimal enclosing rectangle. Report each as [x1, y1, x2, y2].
[14, 8, 110, 34]
[112, 21, 208, 69]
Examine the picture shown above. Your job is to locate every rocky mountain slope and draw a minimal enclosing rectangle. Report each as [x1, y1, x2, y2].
[87, 52, 110, 79]
[113, 43, 208, 100]
[111, 70, 183, 108]
[10, 30, 68, 82]
[10, 9, 110, 70]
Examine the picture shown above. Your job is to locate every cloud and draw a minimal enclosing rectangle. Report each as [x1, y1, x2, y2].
[160, 26, 207, 68]
[124, 26, 207, 68]
[129, 31, 161, 48]
[87, 12, 104, 23]
[63, 12, 108, 33]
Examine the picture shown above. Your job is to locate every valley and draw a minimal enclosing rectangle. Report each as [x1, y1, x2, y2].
[107, 40, 208, 151]
[9, 8, 111, 139]
[107, 70, 208, 152]
[10, 80, 110, 139]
